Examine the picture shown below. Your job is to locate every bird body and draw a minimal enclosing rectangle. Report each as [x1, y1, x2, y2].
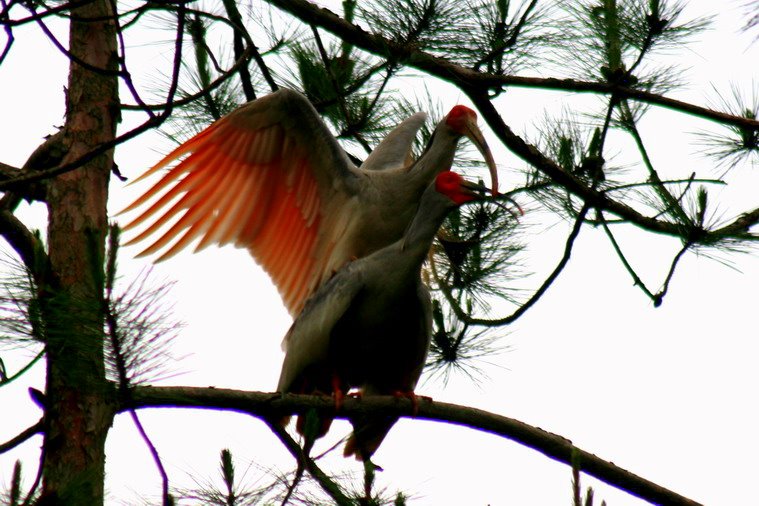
[122, 89, 497, 317]
[277, 171, 485, 460]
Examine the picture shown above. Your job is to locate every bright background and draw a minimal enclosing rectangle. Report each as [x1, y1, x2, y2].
[1, 1, 758, 504]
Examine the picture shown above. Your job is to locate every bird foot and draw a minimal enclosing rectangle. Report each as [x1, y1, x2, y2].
[392, 391, 432, 417]
[331, 374, 346, 411]
[333, 389, 345, 411]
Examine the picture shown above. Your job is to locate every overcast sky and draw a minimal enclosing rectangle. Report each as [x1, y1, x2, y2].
[1, 1, 758, 505]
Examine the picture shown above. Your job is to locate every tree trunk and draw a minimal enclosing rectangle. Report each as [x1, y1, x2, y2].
[40, 0, 119, 501]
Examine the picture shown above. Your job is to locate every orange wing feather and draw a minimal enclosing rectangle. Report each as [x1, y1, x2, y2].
[121, 90, 358, 316]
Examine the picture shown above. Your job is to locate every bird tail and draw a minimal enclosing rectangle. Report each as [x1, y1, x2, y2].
[296, 414, 334, 439]
[343, 418, 398, 461]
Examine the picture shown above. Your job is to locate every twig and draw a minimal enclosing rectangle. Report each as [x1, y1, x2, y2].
[654, 240, 692, 307]
[433, 202, 590, 327]
[597, 209, 657, 302]
[102, 265, 171, 504]
[120, 46, 254, 111]
[0, 351, 44, 389]
[311, 25, 372, 154]
[0, 2, 186, 192]
[264, 419, 353, 506]
[622, 101, 690, 225]
[0, 420, 43, 454]
[220, 0, 257, 100]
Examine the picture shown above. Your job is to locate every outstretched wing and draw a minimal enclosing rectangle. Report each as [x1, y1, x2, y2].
[361, 112, 426, 171]
[121, 89, 361, 316]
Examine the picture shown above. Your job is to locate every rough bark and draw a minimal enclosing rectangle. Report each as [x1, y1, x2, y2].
[39, 0, 119, 501]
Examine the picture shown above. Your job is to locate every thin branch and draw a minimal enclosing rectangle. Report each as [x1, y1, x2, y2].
[654, 240, 692, 307]
[0, 351, 44, 388]
[623, 101, 690, 225]
[129, 385, 703, 506]
[120, 46, 253, 111]
[0, 3, 186, 191]
[27, 3, 121, 77]
[603, 178, 724, 193]
[598, 209, 657, 302]
[434, 202, 589, 327]
[264, 419, 353, 506]
[311, 24, 372, 154]
[220, 0, 256, 100]
[0, 420, 43, 454]
[1, 0, 94, 27]
[0, 0, 13, 66]
[108, 0, 154, 118]
[0, 210, 43, 278]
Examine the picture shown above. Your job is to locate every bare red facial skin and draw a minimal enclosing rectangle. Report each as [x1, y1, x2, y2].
[435, 171, 475, 205]
[445, 105, 477, 133]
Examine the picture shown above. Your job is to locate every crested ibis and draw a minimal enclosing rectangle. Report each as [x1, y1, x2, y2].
[276, 170, 490, 461]
[121, 89, 498, 317]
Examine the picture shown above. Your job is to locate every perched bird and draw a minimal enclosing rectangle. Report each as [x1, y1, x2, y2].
[276, 170, 491, 461]
[121, 89, 498, 317]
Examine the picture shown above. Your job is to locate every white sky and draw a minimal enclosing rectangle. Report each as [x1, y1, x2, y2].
[1, 1, 758, 505]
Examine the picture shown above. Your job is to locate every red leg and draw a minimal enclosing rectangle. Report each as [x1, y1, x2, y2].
[332, 374, 345, 411]
[392, 391, 432, 417]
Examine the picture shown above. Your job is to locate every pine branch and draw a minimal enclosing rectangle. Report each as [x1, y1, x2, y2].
[130, 385, 703, 506]
[261, 0, 759, 244]
[433, 202, 589, 327]
[264, 0, 759, 131]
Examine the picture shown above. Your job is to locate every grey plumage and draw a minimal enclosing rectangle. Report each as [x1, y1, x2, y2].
[277, 171, 486, 460]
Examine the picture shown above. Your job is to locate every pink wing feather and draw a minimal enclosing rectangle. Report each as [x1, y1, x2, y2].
[121, 89, 358, 316]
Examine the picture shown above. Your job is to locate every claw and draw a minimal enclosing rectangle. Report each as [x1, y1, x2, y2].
[332, 374, 345, 411]
[392, 391, 432, 417]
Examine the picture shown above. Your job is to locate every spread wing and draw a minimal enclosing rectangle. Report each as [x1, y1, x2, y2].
[121, 89, 360, 316]
[361, 112, 426, 171]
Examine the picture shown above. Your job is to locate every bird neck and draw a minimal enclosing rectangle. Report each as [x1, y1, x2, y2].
[409, 126, 460, 186]
[400, 191, 453, 264]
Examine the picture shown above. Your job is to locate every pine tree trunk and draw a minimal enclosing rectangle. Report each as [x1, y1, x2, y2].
[39, 0, 119, 501]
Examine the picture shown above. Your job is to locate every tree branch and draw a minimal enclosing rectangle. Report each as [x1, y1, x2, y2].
[264, 419, 353, 506]
[264, 0, 759, 131]
[0, 419, 43, 454]
[129, 385, 703, 506]
[260, 0, 759, 244]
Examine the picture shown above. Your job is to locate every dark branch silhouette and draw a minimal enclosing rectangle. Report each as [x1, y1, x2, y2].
[130, 386, 703, 506]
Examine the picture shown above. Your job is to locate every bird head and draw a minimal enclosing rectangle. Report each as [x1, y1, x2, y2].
[436, 171, 524, 217]
[435, 171, 489, 205]
[444, 106, 499, 195]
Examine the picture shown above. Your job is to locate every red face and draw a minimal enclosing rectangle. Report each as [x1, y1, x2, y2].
[445, 105, 477, 134]
[435, 171, 476, 205]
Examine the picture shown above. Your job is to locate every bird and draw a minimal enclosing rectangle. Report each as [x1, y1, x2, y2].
[121, 89, 498, 318]
[276, 170, 492, 461]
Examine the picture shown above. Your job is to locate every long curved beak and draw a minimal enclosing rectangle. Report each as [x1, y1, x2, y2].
[463, 118, 499, 195]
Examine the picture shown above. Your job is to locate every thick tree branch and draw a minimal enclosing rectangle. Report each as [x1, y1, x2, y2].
[264, 0, 759, 131]
[129, 386, 702, 506]
[263, 0, 759, 242]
